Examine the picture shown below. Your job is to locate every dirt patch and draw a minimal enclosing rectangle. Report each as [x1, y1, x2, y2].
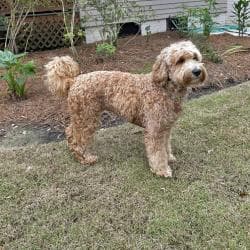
[0, 111, 125, 147]
[0, 32, 249, 131]
[0, 124, 64, 147]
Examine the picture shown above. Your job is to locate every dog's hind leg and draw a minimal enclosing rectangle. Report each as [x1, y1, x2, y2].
[66, 95, 101, 165]
[144, 129, 172, 177]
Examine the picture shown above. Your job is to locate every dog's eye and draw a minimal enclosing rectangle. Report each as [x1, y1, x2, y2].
[193, 54, 199, 61]
[176, 57, 185, 64]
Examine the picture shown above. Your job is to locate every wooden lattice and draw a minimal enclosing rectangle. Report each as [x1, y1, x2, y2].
[32, 0, 75, 13]
[16, 14, 80, 52]
[1, 1, 80, 51]
[0, 0, 9, 15]
[0, 0, 74, 15]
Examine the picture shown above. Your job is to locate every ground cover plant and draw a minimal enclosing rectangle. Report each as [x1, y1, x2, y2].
[0, 83, 249, 249]
[96, 42, 116, 58]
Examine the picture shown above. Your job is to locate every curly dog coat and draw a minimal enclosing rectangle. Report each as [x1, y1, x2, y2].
[45, 41, 207, 177]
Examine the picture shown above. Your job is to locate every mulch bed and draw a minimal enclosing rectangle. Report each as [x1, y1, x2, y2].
[0, 31, 249, 132]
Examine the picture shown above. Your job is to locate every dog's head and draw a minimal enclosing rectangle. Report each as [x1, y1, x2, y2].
[152, 41, 207, 88]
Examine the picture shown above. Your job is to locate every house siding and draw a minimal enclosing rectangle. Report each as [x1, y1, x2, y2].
[82, 0, 227, 27]
[80, 0, 228, 43]
[137, 0, 227, 19]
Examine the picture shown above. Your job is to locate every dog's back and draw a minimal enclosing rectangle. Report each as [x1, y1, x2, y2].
[71, 71, 153, 125]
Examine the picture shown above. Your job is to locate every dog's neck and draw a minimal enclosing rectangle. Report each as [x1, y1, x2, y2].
[163, 80, 187, 113]
[165, 80, 187, 101]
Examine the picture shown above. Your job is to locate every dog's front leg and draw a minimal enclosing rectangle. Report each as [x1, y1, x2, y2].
[144, 130, 172, 177]
[167, 132, 176, 163]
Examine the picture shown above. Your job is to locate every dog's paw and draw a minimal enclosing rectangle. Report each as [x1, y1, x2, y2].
[151, 167, 172, 178]
[168, 154, 177, 163]
[80, 154, 98, 165]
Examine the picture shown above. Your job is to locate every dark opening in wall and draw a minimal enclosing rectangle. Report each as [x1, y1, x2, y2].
[166, 17, 178, 31]
[167, 17, 188, 32]
[119, 22, 141, 37]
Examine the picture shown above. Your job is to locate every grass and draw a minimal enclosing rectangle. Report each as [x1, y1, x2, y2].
[0, 83, 250, 249]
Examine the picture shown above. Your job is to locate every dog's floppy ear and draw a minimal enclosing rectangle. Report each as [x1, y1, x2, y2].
[152, 54, 169, 87]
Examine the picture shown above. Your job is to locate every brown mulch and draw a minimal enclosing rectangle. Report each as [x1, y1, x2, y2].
[0, 32, 249, 131]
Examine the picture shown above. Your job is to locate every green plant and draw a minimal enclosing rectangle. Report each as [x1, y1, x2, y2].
[61, 0, 86, 60]
[96, 43, 116, 57]
[191, 33, 222, 63]
[0, 15, 6, 26]
[85, 0, 153, 47]
[232, 0, 249, 37]
[173, 14, 189, 35]
[202, 45, 222, 63]
[145, 25, 152, 42]
[175, 0, 217, 37]
[0, 50, 36, 98]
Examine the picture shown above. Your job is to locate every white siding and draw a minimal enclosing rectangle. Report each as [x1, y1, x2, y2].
[227, 0, 236, 23]
[80, 0, 229, 43]
[136, 0, 227, 19]
[81, 0, 227, 27]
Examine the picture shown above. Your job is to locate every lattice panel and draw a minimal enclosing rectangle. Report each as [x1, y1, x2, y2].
[34, 0, 75, 13]
[0, 0, 74, 15]
[16, 14, 80, 52]
[0, 0, 9, 15]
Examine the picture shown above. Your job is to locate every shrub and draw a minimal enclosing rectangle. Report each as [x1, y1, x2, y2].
[96, 43, 116, 57]
[0, 50, 36, 99]
[173, 1, 222, 64]
[232, 0, 249, 37]
[174, 0, 218, 37]
[190, 34, 223, 63]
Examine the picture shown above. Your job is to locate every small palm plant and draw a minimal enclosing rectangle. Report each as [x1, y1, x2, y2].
[232, 0, 249, 37]
[0, 50, 36, 99]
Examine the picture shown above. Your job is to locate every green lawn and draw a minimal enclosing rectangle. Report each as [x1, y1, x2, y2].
[0, 83, 249, 249]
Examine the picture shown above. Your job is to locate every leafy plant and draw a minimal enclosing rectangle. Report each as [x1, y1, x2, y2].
[0, 15, 6, 26]
[145, 25, 152, 42]
[173, 14, 189, 35]
[61, 0, 86, 60]
[202, 44, 222, 63]
[174, 0, 218, 37]
[0, 50, 36, 98]
[96, 43, 116, 57]
[191, 33, 222, 63]
[232, 0, 249, 37]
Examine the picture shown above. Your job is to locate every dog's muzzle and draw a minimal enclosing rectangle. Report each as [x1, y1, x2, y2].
[192, 67, 202, 77]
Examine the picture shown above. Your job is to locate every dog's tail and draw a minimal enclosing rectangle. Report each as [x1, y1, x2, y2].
[44, 56, 80, 96]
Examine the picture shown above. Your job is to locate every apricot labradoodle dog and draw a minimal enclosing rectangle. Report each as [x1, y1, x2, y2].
[45, 41, 207, 177]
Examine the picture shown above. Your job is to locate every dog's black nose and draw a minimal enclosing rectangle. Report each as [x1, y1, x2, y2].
[192, 68, 201, 77]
